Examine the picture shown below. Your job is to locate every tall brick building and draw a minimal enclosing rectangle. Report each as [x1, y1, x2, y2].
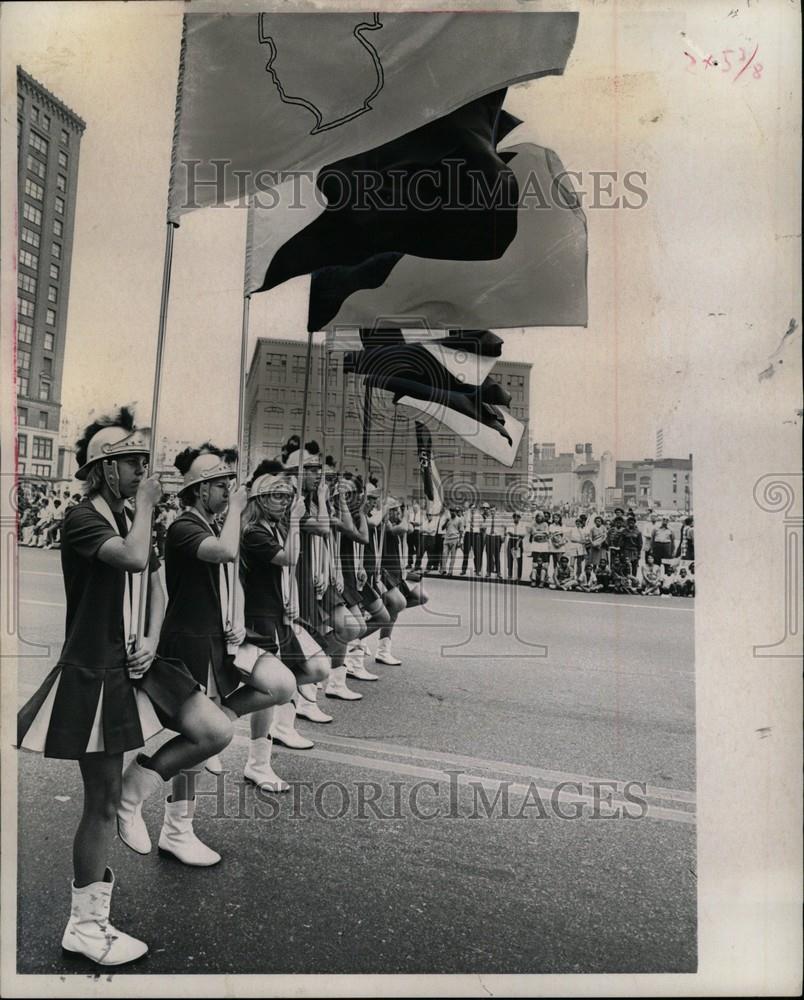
[16, 68, 85, 481]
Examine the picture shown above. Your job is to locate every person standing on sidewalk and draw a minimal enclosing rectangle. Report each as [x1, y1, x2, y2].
[505, 512, 526, 582]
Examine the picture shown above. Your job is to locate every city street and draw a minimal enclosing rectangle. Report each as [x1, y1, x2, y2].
[14, 546, 696, 975]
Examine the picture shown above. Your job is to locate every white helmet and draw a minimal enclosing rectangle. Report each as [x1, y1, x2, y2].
[283, 447, 322, 470]
[249, 472, 296, 500]
[75, 426, 151, 481]
[181, 452, 236, 494]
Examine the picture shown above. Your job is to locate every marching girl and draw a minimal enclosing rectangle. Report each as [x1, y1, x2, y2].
[17, 410, 233, 966]
[375, 495, 429, 666]
[335, 473, 389, 682]
[271, 441, 336, 741]
[318, 456, 365, 701]
[149, 444, 281, 866]
[238, 463, 331, 791]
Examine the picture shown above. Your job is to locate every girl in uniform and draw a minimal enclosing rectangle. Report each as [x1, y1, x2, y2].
[238, 463, 331, 790]
[318, 456, 364, 700]
[17, 410, 233, 966]
[528, 513, 550, 587]
[151, 444, 281, 866]
[374, 496, 428, 666]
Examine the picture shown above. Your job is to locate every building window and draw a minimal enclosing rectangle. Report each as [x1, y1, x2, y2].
[19, 249, 38, 270]
[18, 349, 31, 371]
[31, 106, 40, 124]
[29, 131, 48, 155]
[18, 272, 37, 294]
[41, 358, 53, 377]
[51, 241, 62, 259]
[33, 464, 50, 478]
[55, 196, 65, 215]
[53, 219, 63, 237]
[26, 154, 46, 179]
[38, 411, 49, 429]
[61, 128, 69, 145]
[42, 113, 51, 131]
[17, 376, 29, 396]
[56, 174, 66, 192]
[46, 307, 56, 325]
[44, 331, 54, 351]
[21, 227, 40, 248]
[48, 285, 58, 303]
[31, 437, 53, 461]
[18, 434, 28, 458]
[18, 408, 28, 426]
[24, 178, 44, 201]
[58, 150, 68, 169]
[18, 323, 33, 344]
[39, 379, 51, 401]
[23, 203, 42, 226]
[19, 299, 35, 318]
[17, 94, 24, 114]
[49, 263, 60, 281]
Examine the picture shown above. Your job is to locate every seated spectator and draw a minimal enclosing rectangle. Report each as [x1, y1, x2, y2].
[610, 555, 639, 594]
[549, 555, 576, 591]
[576, 563, 602, 592]
[670, 566, 695, 597]
[594, 558, 612, 592]
[44, 500, 64, 549]
[641, 552, 663, 595]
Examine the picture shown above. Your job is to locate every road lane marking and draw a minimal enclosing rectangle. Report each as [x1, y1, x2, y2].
[20, 570, 62, 578]
[20, 599, 63, 608]
[291, 734, 696, 805]
[267, 744, 696, 825]
[547, 598, 694, 612]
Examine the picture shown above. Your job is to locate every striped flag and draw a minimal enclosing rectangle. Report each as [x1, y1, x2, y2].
[169, 11, 578, 219]
[308, 143, 588, 332]
[344, 330, 525, 466]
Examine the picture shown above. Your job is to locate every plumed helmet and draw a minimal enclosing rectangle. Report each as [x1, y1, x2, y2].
[181, 452, 237, 493]
[75, 426, 151, 481]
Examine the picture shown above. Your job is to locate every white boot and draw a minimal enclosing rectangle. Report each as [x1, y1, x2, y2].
[61, 868, 148, 966]
[295, 684, 333, 724]
[204, 754, 224, 774]
[375, 636, 402, 666]
[117, 757, 163, 855]
[270, 699, 314, 749]
[244, 736, 289, 792]
[345, 643, 379, 681]
[325, 664, 363, 700]
[157, 797, 220, 866]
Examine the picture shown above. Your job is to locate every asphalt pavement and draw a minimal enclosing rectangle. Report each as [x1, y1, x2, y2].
[13, 546, 696, 975]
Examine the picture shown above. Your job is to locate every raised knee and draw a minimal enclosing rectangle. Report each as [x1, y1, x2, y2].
[275, 673, 297, 705]
[307, 653, 330, 684]
[209, 716, 234, 754]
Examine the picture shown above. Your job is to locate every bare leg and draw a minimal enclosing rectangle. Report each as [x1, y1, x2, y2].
[75, 754, 123, 886]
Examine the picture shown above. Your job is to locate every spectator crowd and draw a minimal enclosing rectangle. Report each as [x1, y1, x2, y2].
[401, 501, 696, 598]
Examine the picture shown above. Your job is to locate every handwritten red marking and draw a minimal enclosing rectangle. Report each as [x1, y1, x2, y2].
[734, 43, 759, 81]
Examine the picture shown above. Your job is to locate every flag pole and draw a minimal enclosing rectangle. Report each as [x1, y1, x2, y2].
[297, 330, 316, 484]
[226, 291, 251, 628]
[377, 402, 398, 578]
[134, 220, 178, 646]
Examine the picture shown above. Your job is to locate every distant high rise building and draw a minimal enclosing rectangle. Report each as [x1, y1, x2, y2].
[16, 67, 85, 481]
[656, 427, 664, 459]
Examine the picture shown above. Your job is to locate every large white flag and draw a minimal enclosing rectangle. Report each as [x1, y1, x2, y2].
[169, 11, 578, 220]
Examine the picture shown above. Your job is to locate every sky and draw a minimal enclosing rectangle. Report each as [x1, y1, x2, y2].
[6, 1, 796, 465]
